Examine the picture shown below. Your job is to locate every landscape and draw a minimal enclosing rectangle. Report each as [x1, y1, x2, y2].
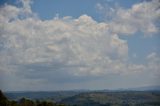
[0, 0, 160, 106]
[1, 88, 160, 106]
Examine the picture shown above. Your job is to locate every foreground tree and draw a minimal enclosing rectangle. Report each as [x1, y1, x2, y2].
[0, 90, 8, 106]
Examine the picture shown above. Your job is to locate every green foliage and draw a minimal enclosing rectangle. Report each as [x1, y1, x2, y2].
[19, 97, 35, 106]
[0, 90, 67, 106]
[0, 90, 8, 106]
[0, 90, 7, 101]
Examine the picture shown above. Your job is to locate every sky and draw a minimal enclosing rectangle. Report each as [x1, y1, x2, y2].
[0, 0, 160, 91]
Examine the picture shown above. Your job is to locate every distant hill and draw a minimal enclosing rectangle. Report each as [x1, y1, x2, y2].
[60, 91, 160, 106]
[126, 85, 160, 91]
[4, 91, 81, 102]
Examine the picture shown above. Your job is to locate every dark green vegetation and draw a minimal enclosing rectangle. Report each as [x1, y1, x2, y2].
[1, 90, 160, 106]
[61, 91, 160, 106]
[0, 90, 67, 106]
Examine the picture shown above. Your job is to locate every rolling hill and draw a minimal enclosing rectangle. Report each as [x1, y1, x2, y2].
[60, 91, 160, 106]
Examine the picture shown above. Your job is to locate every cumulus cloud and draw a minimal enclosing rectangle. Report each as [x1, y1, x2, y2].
[0, 0, 129, 79]
[0, 0, 159, 90]
[97, 0, 160, 35]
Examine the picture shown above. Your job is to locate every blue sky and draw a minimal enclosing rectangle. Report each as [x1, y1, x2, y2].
[0, 0, 160, 91]
[0, 0, 142, 20]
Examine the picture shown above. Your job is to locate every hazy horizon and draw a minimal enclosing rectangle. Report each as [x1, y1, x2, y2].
[0, 0, 160, 91]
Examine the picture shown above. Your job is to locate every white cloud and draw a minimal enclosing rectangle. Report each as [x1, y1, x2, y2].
[0, 2, 129, 78]
[146, 52, 160, 74]
[0, 0, 159, 90]
[97, 0, 160, 35]
[21, 0, 32, 14]
[0, 5, 20, 22]
[147, 52, 157, 60]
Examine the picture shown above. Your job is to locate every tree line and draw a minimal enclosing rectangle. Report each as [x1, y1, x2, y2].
[0, 90, 68, 106]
